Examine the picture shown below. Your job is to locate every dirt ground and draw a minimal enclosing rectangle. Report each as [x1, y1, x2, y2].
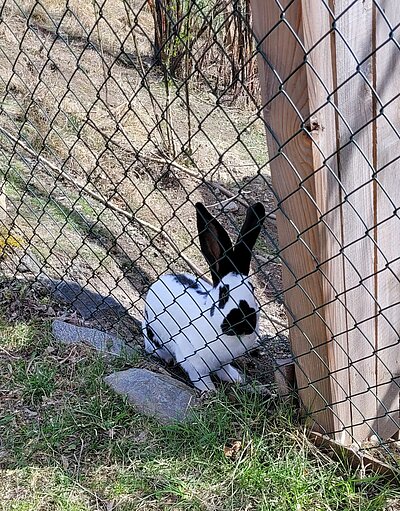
[0, 0, 289, 386]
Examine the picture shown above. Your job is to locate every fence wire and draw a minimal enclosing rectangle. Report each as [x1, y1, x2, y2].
[0, 0, 399, 469]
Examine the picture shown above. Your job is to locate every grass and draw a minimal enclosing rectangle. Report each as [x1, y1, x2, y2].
[0, 289, 399, 510]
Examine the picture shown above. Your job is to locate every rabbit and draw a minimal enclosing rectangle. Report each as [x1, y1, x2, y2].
[142, 201, 265, 392]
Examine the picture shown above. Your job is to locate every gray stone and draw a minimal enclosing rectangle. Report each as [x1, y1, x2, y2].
[52, 320, 136, 357]
[222, 201, 239, 212]
[17, 253, 42, 274]
[104, 368, 199, 423]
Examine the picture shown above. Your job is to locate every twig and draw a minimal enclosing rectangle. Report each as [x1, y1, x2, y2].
[148, 155, 250, 207]
[84, 117, 277, 221]
[261, 312, 288, 330]
[0, 127, 210, 283]
[150, 155, 277, 221]
[79, 121, 254, 212]
[206, 194, 240, 208]
[206, 181, 250, 207]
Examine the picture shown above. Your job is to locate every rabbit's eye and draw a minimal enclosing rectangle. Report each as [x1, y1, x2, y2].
[219, 285, 230, 308]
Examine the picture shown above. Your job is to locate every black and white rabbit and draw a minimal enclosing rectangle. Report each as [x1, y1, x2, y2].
[143, 201, 265, 391]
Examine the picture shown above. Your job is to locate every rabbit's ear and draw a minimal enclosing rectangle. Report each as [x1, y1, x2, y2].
[233, 202, 265, 275]
[195, 203, 234, 285]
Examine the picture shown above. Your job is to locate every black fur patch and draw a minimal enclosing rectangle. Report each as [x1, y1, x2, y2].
[218, 285, 230, 309]
[174, 274, 208, 296]
[221, 300, 257, 336]
[146, 325, 161, 348]
[210, 303, 216, 317]
[174, 274, 199, 289]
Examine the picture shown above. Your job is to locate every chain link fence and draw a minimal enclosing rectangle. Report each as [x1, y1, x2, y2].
[0, 0, 399, 471]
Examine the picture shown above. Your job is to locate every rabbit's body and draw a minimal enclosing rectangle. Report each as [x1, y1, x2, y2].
[143, 202, 265, 392]
[144, 273, 259, 390]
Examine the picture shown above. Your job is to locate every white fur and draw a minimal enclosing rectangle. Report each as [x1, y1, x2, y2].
[143, 272, 260, 391]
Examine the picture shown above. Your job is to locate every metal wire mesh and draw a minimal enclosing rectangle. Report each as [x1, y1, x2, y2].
[0, 0, 399, 469]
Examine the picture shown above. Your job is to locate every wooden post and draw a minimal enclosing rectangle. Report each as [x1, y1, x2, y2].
[332, 0, 377, 443]
[301, 0, 353, 445]
[251, 0, 400, 444]
[249, 0, 335, 436]
[375, 1, 400, 440]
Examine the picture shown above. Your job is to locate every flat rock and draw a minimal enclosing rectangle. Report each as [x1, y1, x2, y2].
[222, 201, 239, 212]
[52, 320, 136, 357]
[17, 253, 42, 274]
[104, 368, 199, 423]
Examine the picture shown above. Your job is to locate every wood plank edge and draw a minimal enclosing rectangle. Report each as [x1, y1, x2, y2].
[308, 430, 400, 481]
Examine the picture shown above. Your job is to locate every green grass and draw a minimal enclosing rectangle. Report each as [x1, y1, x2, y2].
[12, 358, 57, 403]
[0, 289, 399, 510]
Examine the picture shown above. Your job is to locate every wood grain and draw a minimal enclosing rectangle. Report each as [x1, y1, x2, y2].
[333, 0, 377, 443]
[309, 430, 399, 480]
[375, 0, 400, 439]
[251, 0, 400, 444]
[301, 0, 352, 445]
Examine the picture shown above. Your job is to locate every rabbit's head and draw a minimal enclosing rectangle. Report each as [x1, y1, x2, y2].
[195, 201, 265, 338]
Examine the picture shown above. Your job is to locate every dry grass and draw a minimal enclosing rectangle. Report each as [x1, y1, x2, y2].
[0, 0, 267, 179]
[0, 0, 281, 342]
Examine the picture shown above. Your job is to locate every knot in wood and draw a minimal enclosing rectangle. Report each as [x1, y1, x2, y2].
[305, 117, 321, 133]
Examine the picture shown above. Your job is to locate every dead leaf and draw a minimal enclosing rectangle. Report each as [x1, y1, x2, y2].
[24, 408, 38, 417]
[223, 440, 241, 458]
[133, 431, 148, 443]
[46, 306, 55, 316]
